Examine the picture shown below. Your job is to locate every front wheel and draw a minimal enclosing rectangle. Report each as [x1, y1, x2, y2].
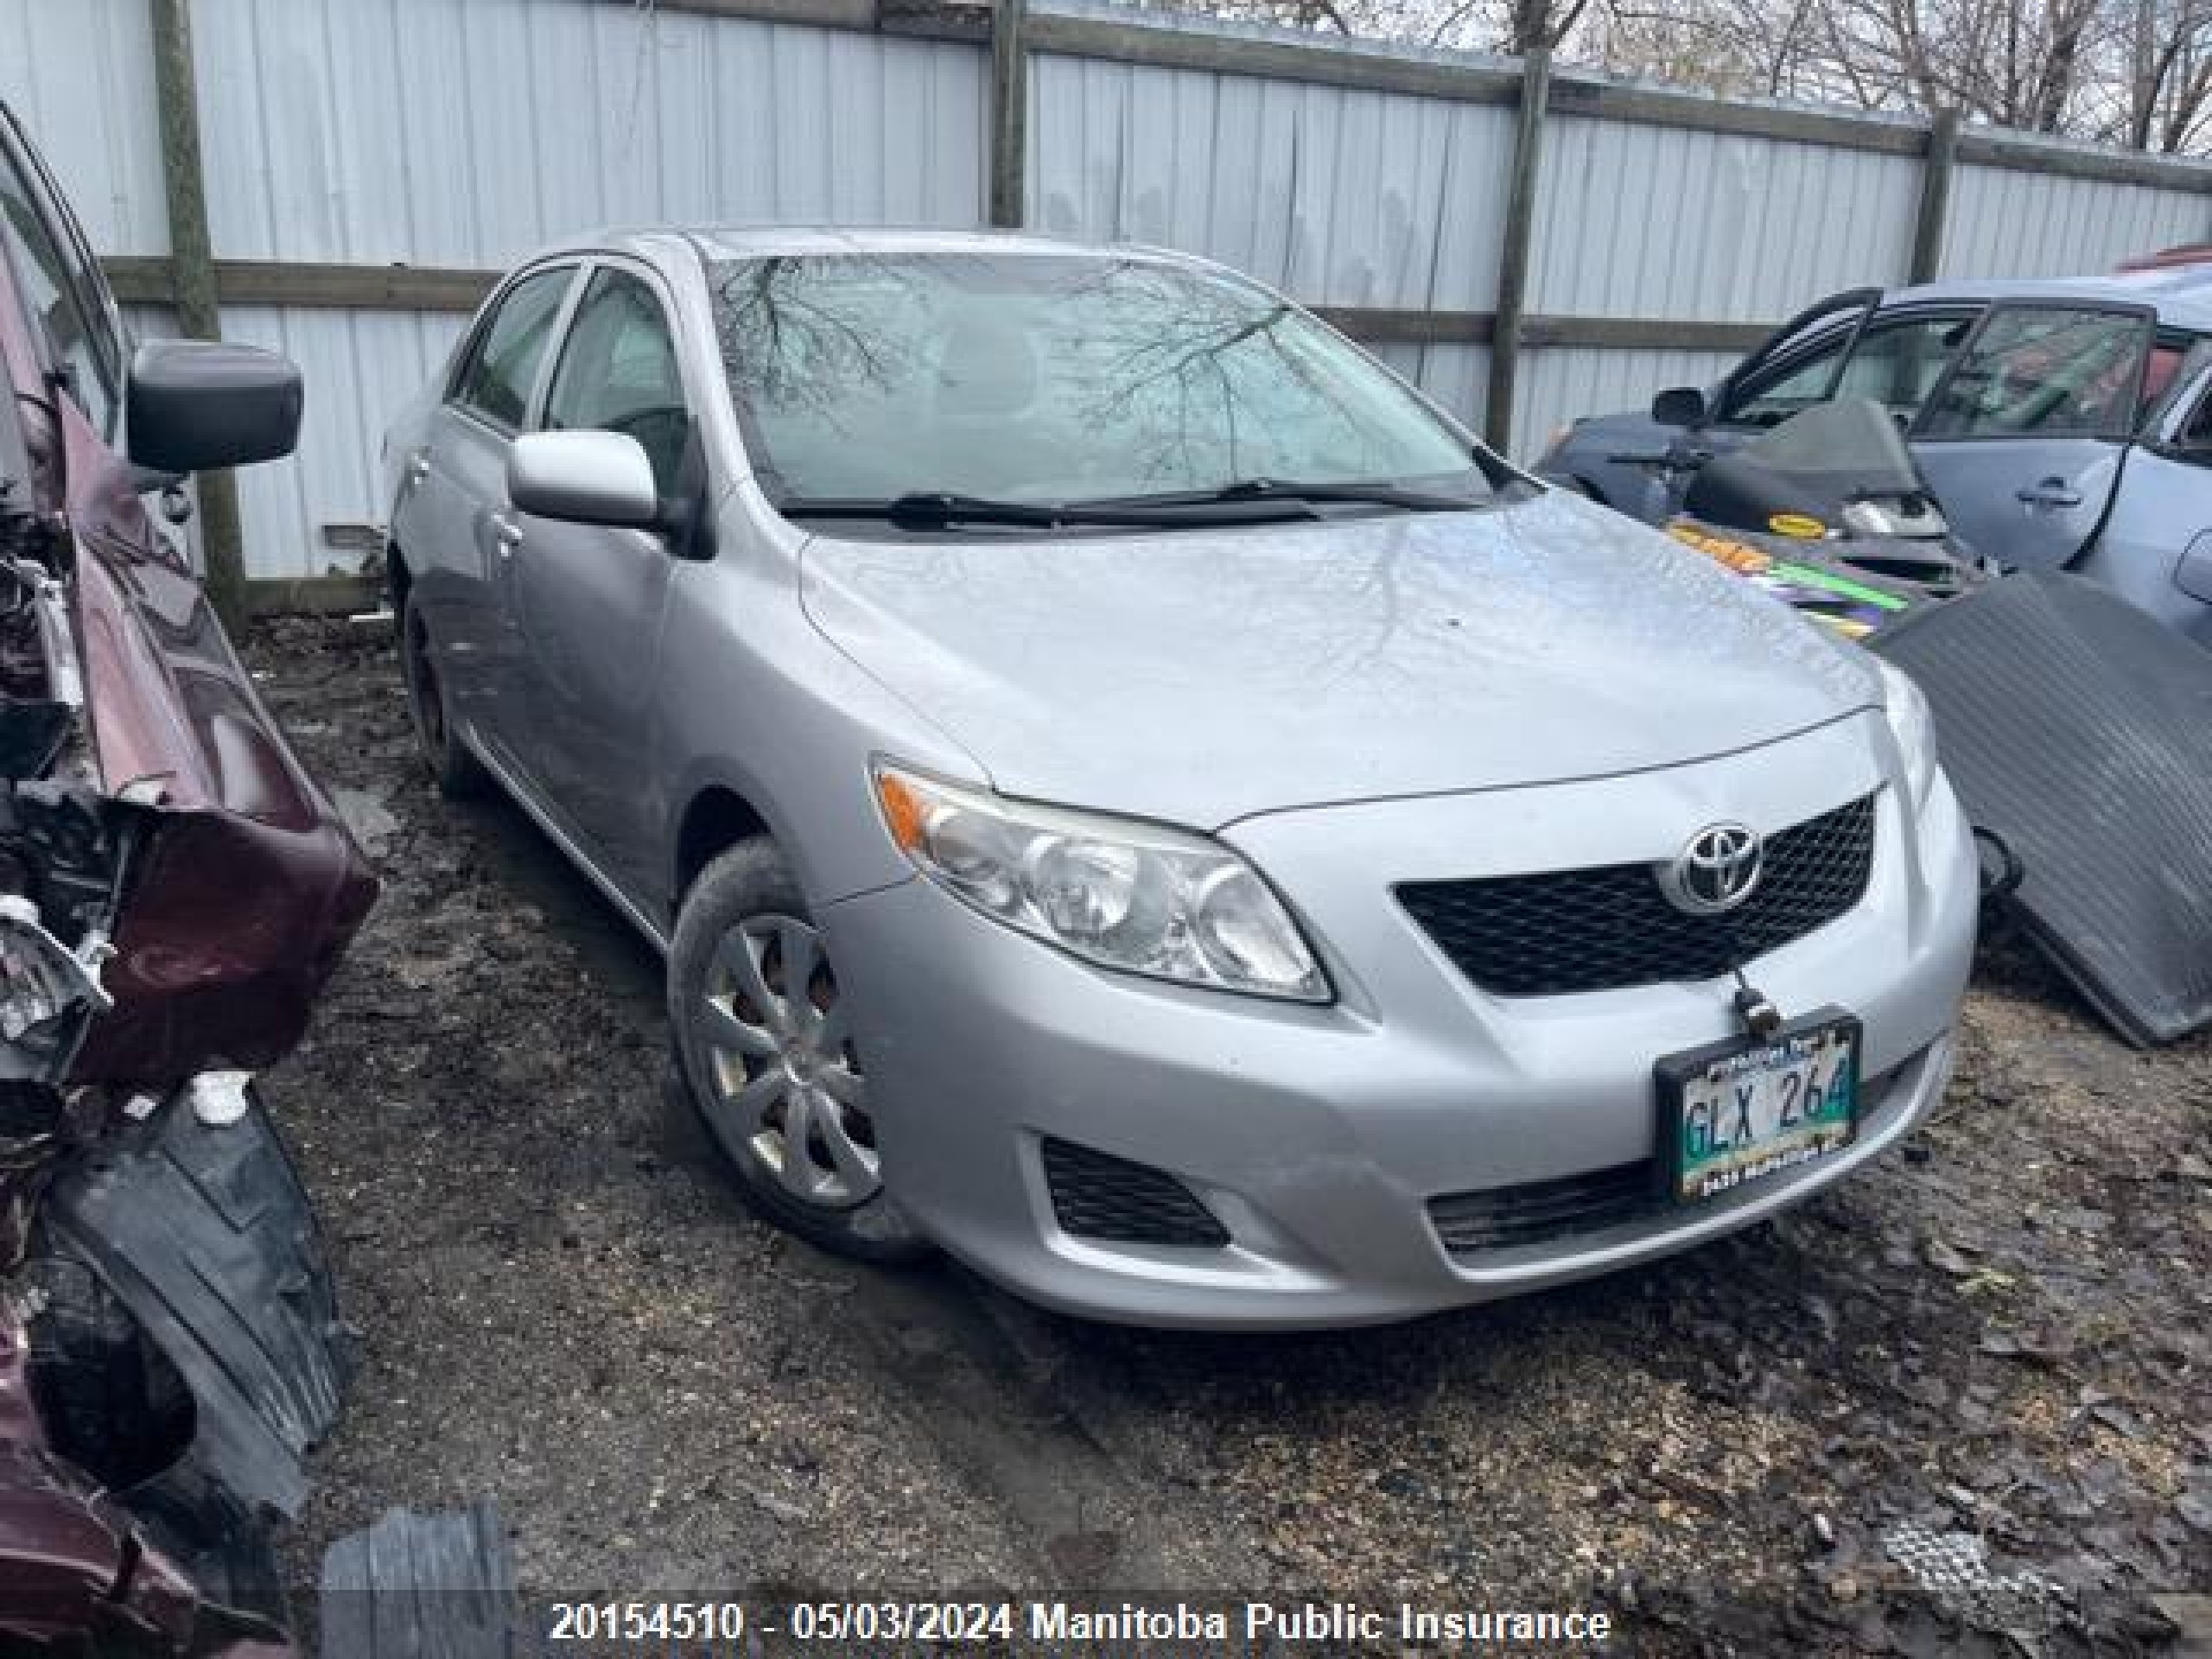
[668, 838, 931, 1264]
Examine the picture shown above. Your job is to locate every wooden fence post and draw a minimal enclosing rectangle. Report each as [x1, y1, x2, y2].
[988, 0, 1029, 228]
[1485, 48, 1550, 455]
[1909, 109, 1960, 285]
[149, 0, 249, 637]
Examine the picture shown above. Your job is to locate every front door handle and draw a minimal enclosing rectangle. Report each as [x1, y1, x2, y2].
[490, 513, 524, 556]
[2016, 477, 2083, 510]
[404, 452, 430, 484]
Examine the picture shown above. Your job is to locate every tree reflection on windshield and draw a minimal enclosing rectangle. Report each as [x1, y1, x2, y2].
[709, 251, 1482, 507]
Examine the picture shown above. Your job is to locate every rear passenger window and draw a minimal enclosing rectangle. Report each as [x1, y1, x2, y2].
[451, 268, 572, 432]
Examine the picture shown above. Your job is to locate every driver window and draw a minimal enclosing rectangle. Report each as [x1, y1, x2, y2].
[1917, 308, 2152, 439]
[543, 269, 690, 499]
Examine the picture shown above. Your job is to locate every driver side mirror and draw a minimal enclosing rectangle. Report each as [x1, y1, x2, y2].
[127, 340, 302, 474]
[1651, 386, 1709, 429]
[507, 431, 660, 529]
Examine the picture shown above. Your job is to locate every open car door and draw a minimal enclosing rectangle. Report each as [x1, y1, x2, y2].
[1908, 301, 2157, 572]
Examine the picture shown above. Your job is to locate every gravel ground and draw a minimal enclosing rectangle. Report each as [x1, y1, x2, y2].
[249, 617, 2209, 1656]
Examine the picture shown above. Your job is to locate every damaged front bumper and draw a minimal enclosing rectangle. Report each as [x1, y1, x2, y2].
[0, 498, 510, 1649]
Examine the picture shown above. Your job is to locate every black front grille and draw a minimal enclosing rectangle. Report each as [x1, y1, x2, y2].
[1041, 1138, 1229, 1249]
[1398, 794, 1877, 998]
[1428, 1161, 1663, 1254]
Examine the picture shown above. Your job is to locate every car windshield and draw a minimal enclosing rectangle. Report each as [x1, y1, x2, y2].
[706, 251, 1488, 511]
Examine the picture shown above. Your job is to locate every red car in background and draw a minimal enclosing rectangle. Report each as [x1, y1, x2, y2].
[2119, 244, 2212, 272]
[0, 97, 402, 1654]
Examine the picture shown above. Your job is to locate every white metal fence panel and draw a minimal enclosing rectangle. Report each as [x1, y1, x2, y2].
[183, 0, 987, 574]
[222, 304, 469, 582]
[1532, 116, 1922, 321]
[0, 0, 165, 253]
[9, 0, 2212, 579]
[194, 0, 987, 268]
[1029, 53, 1516, 310]
[1942, 162, 2207, 279]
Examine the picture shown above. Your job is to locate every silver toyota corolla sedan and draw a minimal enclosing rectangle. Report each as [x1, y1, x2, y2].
[382, 229, 1977, 1328]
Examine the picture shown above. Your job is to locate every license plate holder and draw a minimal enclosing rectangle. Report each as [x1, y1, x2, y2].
[1656, 1008, 1861, 1205]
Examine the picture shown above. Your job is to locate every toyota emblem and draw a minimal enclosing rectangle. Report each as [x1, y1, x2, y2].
[1660, 822, 1764, 915]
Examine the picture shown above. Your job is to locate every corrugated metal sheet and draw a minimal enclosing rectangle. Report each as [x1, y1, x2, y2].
[194, 0, 985, 266]
[1532, 115, 1921, 319]
[0, 0, 165, 252]
[225, 305, 469, 581]
[1941, 162, 2208, 279]
[1030, 51, 1516, 309]
[7, 0, 2212, 576]
[190, 0, 986, 573]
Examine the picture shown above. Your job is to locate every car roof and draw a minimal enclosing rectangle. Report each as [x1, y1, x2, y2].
[571, 225, 1196, 270]
[1880, 269, 2212, 330]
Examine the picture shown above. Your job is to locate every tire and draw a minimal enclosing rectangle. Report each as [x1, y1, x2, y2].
[399, 592, 487, 799]
[669, 837, 931, 1264]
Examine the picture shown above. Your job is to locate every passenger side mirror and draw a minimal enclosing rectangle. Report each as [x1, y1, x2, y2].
[126, 340, 303, 474]
[507, 431, 660, 530]
[1651, 386, 1709, 429]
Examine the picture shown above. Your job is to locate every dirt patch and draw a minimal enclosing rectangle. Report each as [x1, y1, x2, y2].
[250, 617, 2209, 1656]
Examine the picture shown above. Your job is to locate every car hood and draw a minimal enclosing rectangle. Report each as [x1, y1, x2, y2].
[798, 489, 1880, 829]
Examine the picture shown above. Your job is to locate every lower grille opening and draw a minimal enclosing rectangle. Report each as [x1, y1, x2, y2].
[1428, 1058, 1915, 1257]
[1041, 1137, 1230, 1249]
[1428, 1161, 1664, 1255]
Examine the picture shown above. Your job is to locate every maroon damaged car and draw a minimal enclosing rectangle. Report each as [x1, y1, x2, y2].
[0, 101, 390, 1652]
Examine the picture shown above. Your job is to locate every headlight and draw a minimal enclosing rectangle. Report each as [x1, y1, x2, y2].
[1841, 497, 1949, 539]
[1877, 660, 1939, 810]
[1841, 499, 1905, 537]
[873, 763, 1330, 1002]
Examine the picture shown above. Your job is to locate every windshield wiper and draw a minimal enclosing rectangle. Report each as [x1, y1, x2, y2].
[1074, 476, 1488, 512]
[778, 491, 1323, 529]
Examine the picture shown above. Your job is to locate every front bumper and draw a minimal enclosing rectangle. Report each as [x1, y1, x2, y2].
[823, 715, 1978, 1329]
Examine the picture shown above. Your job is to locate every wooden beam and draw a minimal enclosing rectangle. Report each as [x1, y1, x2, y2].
[1487, 49, 1550, 453]
[246, 574, 384, 618]
[1315, 306, 1493, 344]
[1955, 128, 2212, 192]
[104, 253, 1779, 356]
[1546, 74, 1926, 156]
[1027, 11, 1520, 106]
[105, 254, 1776, 354]
[1517, 315, 1773, 351]
[148, 0, 248, 637]
[1910, 108, 1960, 284]
[647, 0, 989, 40]
[103, 255, 175, 307]
[105, 257, 498, 314]
[216, 259, 498, 311]
[988, 0, 1029, 228]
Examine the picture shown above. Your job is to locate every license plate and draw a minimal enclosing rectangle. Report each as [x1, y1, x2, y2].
[1656, 1011, 1860, 1204]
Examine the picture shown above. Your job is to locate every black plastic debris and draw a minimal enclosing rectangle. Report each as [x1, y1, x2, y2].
[1872, 573, 2212, 1046]
[41, 1084, 350, 1516]
[321, 1504, 518, 1659]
